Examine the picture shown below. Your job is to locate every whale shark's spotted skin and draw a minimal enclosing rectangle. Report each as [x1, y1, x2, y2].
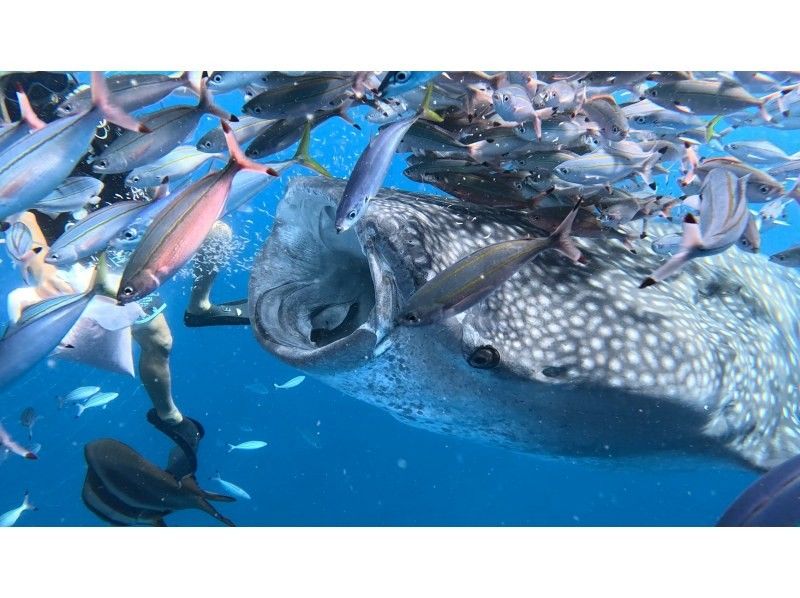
[249, 177, 800, 470]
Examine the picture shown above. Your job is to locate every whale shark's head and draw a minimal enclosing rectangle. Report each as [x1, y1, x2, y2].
[249, 176, 800, 469]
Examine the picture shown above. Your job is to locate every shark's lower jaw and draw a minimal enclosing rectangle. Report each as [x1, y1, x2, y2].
[248, 179, 399, 373]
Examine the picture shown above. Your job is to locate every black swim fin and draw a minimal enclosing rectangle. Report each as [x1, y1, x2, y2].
[147, 409, 205, 480]
[183, 299, 249, 328]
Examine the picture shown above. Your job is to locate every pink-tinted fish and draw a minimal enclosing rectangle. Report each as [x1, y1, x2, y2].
[117, 122, 278, 303]
[0, 421, 37, 460]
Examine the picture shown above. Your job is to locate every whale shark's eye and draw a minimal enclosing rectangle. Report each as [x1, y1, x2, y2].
[467, 345, 500, 369]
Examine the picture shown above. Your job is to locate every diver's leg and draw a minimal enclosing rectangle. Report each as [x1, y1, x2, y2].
[132, 313, 181, 423]
[184, 220, 249, 327]
[132, 312, 204, 478]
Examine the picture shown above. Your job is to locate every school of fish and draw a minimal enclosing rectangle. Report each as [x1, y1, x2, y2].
[2, 70, 800, 526]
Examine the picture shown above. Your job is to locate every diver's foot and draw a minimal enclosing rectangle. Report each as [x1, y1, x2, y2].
[146, 409, 206, 479]
[183, 299, 249, 327]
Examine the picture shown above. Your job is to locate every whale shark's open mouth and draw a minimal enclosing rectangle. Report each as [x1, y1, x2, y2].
[248, 178, 401, 371]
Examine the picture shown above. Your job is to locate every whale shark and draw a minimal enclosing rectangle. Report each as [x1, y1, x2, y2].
[248, 176, 800, 470]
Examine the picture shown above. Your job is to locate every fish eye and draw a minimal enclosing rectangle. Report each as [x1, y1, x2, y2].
[402, 312, 419, 323]
[203, 141, 212, 148]
[560, 167, 570, 174]
[63, 104, 72, 113]
[396, 72, 408, 81]
[121, 286, 135, 296]
[730, 144, 738, 150]
[759, 185, 769, 194]
[636, 116, 645, 124]
[347, 210, 357, 220]
[612, 125, 620, 133]
[213, 74, 222, 83]
[131, 175, 140, 183]
[253, 106, 262, 114]
[97, 159, 107, 168]
[503, 95, 510, 102]
[123, 228, 137, 240]
[651, 90, 657, 97]
[50, 253, 60, 260]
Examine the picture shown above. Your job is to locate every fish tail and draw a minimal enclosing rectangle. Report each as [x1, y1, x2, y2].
[547, 200, 584, 264]
[785, 179, 800, 205]
[221, 121, 278, 176]
[705, 115, 723, 143]
[640, 214, 701, 288]
[419, 82, 444, 123]
[75, 404, 85, 418]
[22, 491, 36, 512]
[14, 84, 45, 131]
[291, 121, 332, 177]
[199, 75, 238, 122]
[227, 444, 235, 453]
[90, 72, 150, 133]
[181, 70, 204, 97]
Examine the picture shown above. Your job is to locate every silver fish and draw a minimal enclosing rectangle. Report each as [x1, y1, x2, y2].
[45, 201, 150, 266]
[554, 148, 661, 186]
[227, 440, 267, 452]
[58, 385, 101, 408]
[206, 71, 268, 94]
[643, 79, 773, 119]
[33, 177, 104, 218]
[0, 73, 146, 222]
[397, 202, 583, 326]
[75, 391, 119, 417]
[211, 472, 252, 500]
[56, 71, 197, 118]
[196, 115, 275, 153]
[0, 421, 37, 460]
[125, 145, 223, 188]
[582, 95, 629, 141]
[243, 74, 354, 120]
[92, 78, 234, 175]
[724, 140, 792, 166]
[769, 245, 800, 267]
[0, 492, 36, 527]
[0, 289, 98, 389]
[336, 88, 440, 232]
[641, 168, 750, 287]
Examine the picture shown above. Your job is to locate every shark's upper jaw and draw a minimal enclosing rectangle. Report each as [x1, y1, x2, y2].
[248, 178, 400, 372]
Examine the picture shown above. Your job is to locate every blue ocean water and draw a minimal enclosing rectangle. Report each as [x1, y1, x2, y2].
[1, 74, 799, 526]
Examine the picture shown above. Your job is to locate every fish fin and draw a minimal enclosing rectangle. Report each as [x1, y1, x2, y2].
[680, 213, 703, 249]
[419, 82, 444, 123]
[547, 200, 583, 263]
[199, 76, 236, 122]
[673, 104, 693, 114]
[639, 152, 662, 185]
[14, 85, 46, 131]
[291, 121, 331, 177]
[92, 252, 116, 298]
[221, 121, 278, 176]
[90, 72, 150, 133]
[180, 71, 204, 97]
[75, 404, 85, 418]
[705, 115, 723, 142]
[336, 105, 360, 130]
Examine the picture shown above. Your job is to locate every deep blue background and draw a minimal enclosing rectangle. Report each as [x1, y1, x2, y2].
[2, 74, 800, 526]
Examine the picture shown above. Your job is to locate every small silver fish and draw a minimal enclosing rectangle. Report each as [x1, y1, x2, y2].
[75, 392, 120, 417]
[211, 472, 252, 500]
[770, 245, 800, 268]
[227, 440, 268, 452]
[59, 386, 101, 408]
[0, 492, 36, 527]
[274, 375, 306, 389]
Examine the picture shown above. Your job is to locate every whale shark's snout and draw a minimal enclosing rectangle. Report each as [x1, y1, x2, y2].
[250, 177, 800, 470]
[248, 177, 400, 372]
